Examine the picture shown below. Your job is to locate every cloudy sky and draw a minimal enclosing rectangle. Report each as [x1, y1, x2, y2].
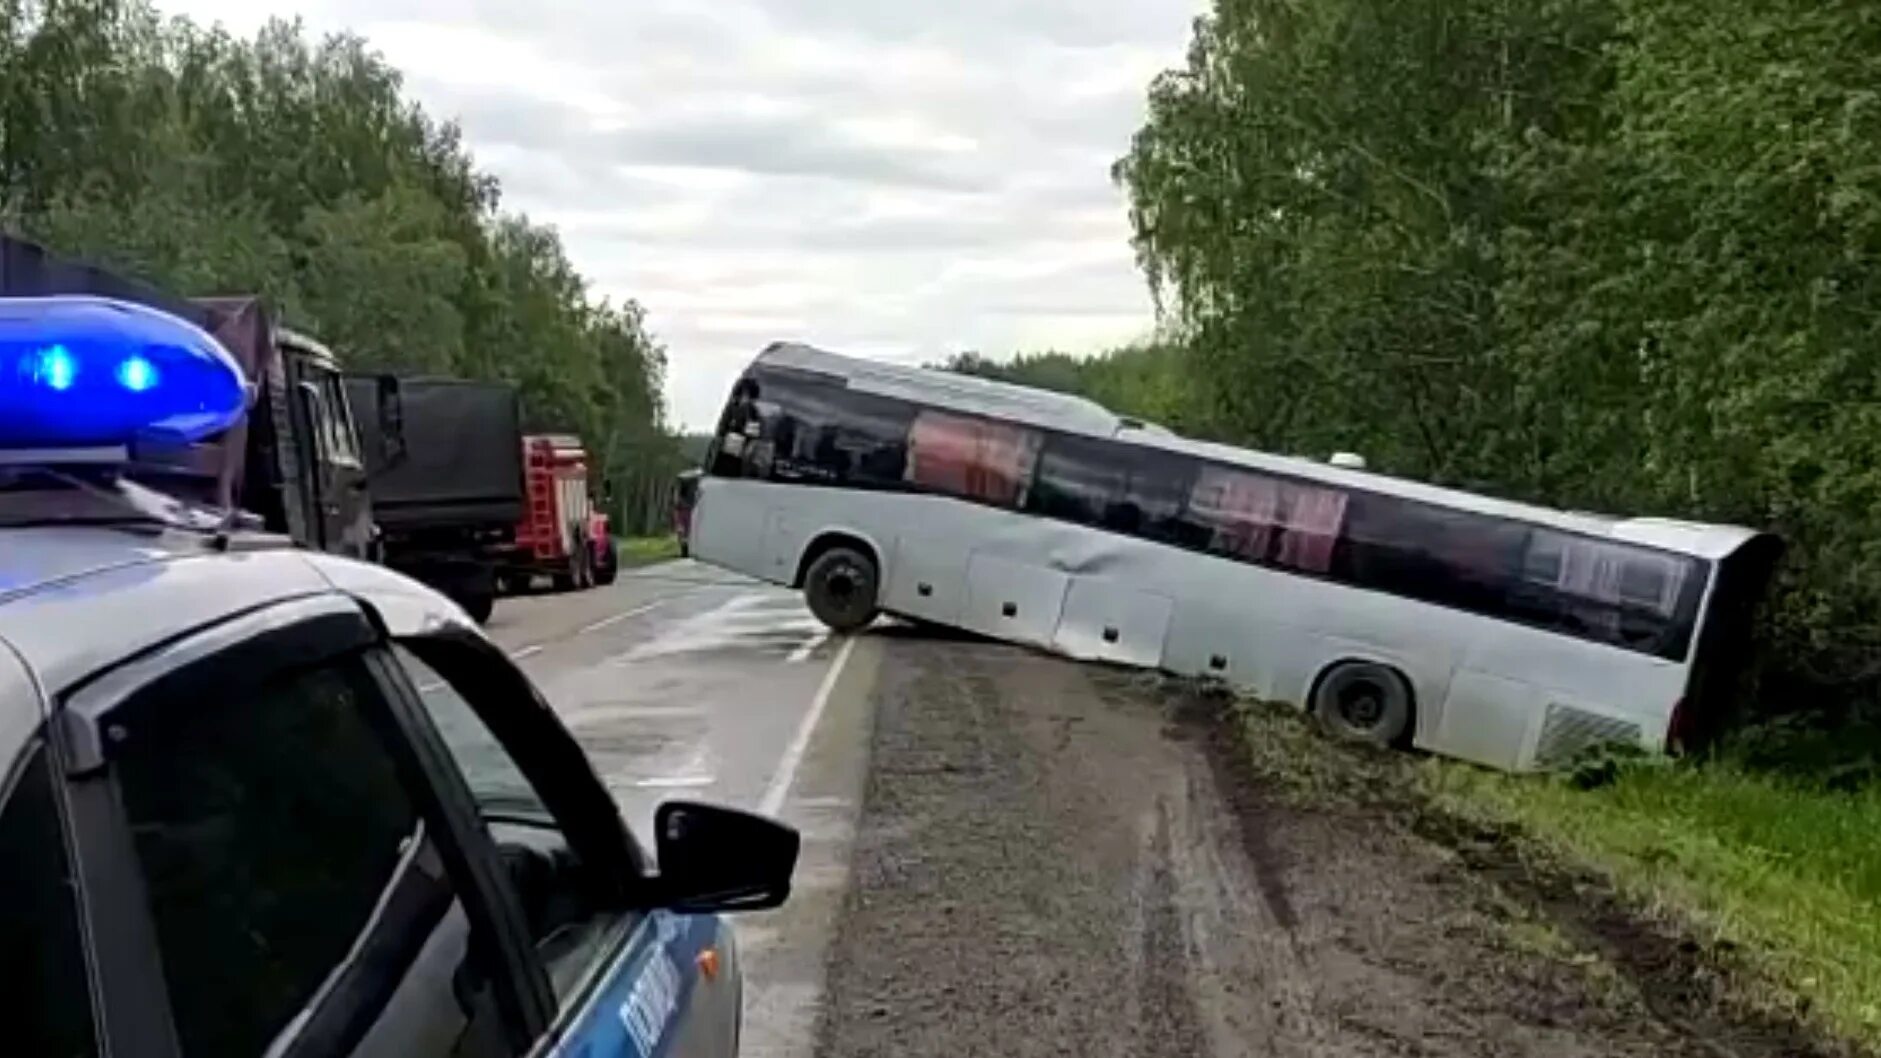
[157, 0, 1201, 429]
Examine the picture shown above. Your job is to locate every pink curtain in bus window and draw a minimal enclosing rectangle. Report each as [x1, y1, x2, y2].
[1191, 466, 1280, 559]
[1276, 485, 1347, 572]
[907, 411, 1039, 505]
[907, 411, 979, 495]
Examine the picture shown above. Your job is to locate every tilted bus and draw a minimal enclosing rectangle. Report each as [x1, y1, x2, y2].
[689, 342, 1781, 771]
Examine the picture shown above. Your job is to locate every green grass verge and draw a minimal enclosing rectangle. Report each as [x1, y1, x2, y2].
[1423, 757, 1881, 1049]
[616, 534, 681, 567]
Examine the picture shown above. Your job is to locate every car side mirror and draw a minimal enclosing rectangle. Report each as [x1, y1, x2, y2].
[649, 801, 798, 913]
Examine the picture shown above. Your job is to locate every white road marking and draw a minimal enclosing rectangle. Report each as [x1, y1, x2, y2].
[632, 775, 716, 789]
[759, 636, 859, 817]
[579, 599, 668, 635]
[785, 631, 828, 664]
[417, 680, 444, 694]
[610, 592, 773, 663]
[508, 644, 542, 661]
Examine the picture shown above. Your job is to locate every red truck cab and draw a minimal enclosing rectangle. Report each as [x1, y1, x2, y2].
[507, 434, 614, 591]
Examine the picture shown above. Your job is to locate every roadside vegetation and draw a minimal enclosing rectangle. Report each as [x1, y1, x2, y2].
[1429, 758, 1881, 1050]
[616, 535, 682, 568]
[0, 0, 690, 532]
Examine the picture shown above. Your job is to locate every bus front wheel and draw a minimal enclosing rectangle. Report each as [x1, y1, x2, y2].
[804, 546, 879, 633]
[1312, 662, 1412, 747]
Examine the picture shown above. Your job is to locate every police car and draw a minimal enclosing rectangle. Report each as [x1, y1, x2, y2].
[0, 296, 797, 1057]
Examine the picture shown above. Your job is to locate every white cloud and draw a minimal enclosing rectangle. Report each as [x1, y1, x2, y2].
[157, 0, 1199, 428]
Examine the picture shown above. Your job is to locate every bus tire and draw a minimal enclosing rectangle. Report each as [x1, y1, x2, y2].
[803, 546, 879, 633]
[1311, 661, 1413, 747]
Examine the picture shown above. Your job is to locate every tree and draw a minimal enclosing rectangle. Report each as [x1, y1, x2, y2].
[0, 0, 678, 528]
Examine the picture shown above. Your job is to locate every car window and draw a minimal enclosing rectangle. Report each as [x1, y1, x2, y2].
[394, 647, 633, 1008]
[0, 745, 97, 1058]
[107, 652, 506, 1058]
[321, 373, 363, 467]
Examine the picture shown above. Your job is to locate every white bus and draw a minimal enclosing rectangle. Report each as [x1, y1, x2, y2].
[690, 342, 1781, 771]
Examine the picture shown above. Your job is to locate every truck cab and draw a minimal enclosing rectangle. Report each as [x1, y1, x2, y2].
[277, 327, 374, 558]
[195, 298, 383, 561]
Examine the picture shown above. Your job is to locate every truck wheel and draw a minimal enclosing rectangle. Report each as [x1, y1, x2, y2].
[459, 586, 495, 625]
[803, 546, 879, 633]
[593, 538, 619, 586]
[554, 548, 589, 592]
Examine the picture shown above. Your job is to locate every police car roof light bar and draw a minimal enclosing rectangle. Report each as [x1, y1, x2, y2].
[0, 296, 248, 450]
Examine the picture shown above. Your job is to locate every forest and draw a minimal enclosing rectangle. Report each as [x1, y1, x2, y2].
[0, 0, 686, 532]
[957, 0, 1881, 767]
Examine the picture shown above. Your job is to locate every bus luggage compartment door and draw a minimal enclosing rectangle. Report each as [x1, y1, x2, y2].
[1435, 669, 1541, 770]
[963, 552, 1069, 647]
[1053, 579, 1174, 671]
[885, 532, 968, 624]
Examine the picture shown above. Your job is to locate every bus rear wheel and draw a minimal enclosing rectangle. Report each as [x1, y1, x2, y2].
[1312, 662, 1412, 747]
[804, 546, 879, 633]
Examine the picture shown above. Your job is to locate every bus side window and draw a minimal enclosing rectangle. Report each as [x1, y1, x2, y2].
[789, 385, 913, 488]
[1029, 434, 1125, 526]
[1340, 494, 1525, 611]
[1187, 465, 1281, 561]
[908, 410, 1039, 507]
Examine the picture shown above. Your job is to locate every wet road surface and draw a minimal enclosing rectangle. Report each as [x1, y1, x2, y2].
[484, 560, 876, 1058]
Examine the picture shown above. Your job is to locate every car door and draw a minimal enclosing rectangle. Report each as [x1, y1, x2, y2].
[53, 595, 547, 1058]
[387, 636, 743, 1058]
[0, 737, 101, 1056]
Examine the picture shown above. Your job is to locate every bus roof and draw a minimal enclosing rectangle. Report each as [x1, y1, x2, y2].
[756, 342, 1132, 438]
[1134, 433, 1764, 560]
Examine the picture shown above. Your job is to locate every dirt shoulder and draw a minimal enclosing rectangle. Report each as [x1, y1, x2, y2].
[813, 636, 1858, 1058]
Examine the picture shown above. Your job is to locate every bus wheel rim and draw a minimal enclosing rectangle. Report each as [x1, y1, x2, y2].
[1339, 681, 1387, 728]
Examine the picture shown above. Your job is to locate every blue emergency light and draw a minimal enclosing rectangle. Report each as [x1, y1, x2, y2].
[0, 296, 248, 449]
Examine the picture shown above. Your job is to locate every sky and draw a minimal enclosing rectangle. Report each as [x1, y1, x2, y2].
[156, 0, 1202, 429]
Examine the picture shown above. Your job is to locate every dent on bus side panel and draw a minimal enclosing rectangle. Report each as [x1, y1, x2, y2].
[964, 551, 1069, 647]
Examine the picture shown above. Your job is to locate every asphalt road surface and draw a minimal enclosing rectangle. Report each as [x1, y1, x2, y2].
[494, 560, 1823, 1058]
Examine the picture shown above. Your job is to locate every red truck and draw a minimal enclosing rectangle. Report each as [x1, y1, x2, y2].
[504, 434, 617, 592]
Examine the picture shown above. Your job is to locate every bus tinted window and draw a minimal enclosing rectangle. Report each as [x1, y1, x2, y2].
[1186, 465, 1345, 572]
[736, 370, 915, 489]
[1031, 435, 1195, 542]
[1335, 492, 1703, 659]
[1339, 493, 1529, 614]
[1030, 433, 1123, 526]
[906, 409, 1040, 507]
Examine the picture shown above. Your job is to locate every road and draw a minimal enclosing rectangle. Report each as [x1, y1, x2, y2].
[484, 561, 878, 1058]
[495, 561, 1826, 1058]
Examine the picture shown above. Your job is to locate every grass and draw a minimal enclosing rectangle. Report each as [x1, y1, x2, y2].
[1424, 756, 1881, 1049]
[616, 534, 681, 567]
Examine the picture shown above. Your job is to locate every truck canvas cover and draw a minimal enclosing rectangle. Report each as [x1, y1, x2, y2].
[348, 376, 525, 530]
